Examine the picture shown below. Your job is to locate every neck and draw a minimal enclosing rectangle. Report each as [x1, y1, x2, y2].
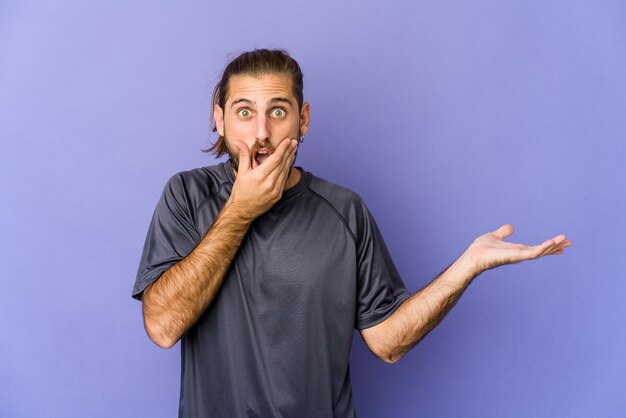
[284, 167, 301, 190]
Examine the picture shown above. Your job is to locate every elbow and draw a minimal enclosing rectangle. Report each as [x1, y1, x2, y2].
[379, 350, 402, 364]
[144, 321, 178, 349]
[142, 303, 178, 349]
[154, 338, 177, 350]
[369, 343, 403, 364]
[383, 355, 401, 365]
[362, 323, 405, 364]
[149, 330, 177, 349]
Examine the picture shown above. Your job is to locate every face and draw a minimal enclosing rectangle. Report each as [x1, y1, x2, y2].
[214, 73, 310, 171]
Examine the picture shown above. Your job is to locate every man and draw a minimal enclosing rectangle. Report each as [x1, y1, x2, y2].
[132, 49, 572, 417]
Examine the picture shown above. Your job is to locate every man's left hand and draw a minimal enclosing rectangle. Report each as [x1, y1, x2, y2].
[464, 224, 572, 276]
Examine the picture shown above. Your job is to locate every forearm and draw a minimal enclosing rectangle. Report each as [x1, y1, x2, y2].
[365, 252, 481, 363]
[142, 200, 252, 348]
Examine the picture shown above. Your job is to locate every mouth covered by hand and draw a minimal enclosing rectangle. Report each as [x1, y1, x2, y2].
[230, 137, 296, 172]
[251, 142, 275, 168]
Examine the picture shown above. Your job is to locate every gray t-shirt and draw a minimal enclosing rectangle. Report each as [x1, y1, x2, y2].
[132, 161, 411, 417]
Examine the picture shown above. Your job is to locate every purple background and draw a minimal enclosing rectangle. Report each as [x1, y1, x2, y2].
[1, 1, 624, 417]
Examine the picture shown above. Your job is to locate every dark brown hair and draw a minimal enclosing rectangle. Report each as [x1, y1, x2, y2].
[202, 48, 304, 157]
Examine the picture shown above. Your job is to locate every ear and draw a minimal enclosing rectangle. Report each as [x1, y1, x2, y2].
[214, 104, 225, 136]
[299, 102, 311, 136]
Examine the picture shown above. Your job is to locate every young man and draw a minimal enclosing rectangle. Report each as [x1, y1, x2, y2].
[132, 49, 572, 417]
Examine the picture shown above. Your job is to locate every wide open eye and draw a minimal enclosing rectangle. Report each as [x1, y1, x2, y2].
[238, 108, 251, 118]
[270, 108, 286, 118]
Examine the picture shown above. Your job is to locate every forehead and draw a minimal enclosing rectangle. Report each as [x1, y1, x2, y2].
[225, 73, 295, 106]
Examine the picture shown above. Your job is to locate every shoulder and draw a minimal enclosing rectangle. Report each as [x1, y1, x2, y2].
[307, 173, 363, 208]
[305, 172, 371, 238]
[162, 163, 231, 211]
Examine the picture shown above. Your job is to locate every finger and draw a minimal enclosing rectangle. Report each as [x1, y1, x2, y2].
[277, 138, 297, 169]
[545, 249, 565, 256]
[550, 234, 567, 245]
[274, 143, 297, 188]
[285, 142, 297, 169]
[538, 238, 559, 256]
[552, 239, 571, 250]
[274, 157, 293, 191]
[521, 239, 554, 259]
[492, 224, 514, 240]
[257, 138, 293, 175]
[518, 237, 571, 261]
[264, 138, 296, 177]
[280, 139, 297, 170]
[232, 140, 251, 173]
[556, 242, 572, 253]
[539, 235, 571, 255]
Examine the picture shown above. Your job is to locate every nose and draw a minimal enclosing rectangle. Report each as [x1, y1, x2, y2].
[254, 113, 271, 143]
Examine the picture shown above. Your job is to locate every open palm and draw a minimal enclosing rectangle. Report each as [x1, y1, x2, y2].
[467, 224, 572, 274]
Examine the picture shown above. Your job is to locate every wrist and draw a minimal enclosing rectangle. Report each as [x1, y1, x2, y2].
[448, 250, 482, 285]
[222, 199, 257, 224]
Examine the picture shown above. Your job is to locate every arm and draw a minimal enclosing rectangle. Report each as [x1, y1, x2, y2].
[142, 138, 298, 348]
[360, 224, 572, 363]
[142, 200, 251, 348]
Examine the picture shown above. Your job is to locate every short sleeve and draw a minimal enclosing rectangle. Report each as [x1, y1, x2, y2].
[131, 174, 202, 300]
[354, 200, 411, 329]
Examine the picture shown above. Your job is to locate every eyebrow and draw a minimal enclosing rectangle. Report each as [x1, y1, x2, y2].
[230, 97, 293, 108]
[270, 97, 293, 106]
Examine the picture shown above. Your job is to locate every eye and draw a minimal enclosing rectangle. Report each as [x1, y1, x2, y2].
[237, 108, 251, 118]
[271, 108, 286, 118]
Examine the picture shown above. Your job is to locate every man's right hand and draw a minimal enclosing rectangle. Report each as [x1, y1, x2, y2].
[227, 137, 298, 221]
